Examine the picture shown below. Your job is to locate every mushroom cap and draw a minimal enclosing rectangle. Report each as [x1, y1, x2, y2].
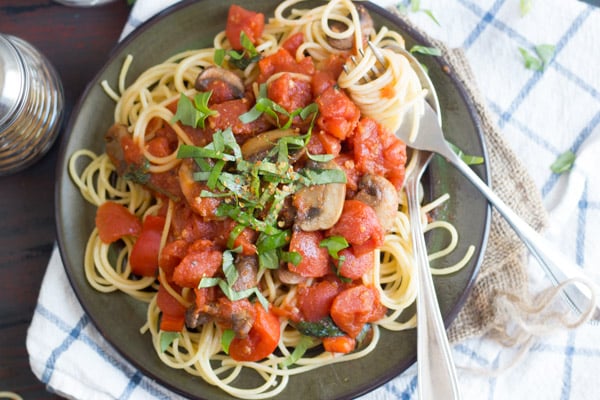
[240, 128, 302, 162]
[293, 161, 346, 231]
[353, 173, 399, 232]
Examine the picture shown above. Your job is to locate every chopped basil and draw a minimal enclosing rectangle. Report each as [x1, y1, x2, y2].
[280, 335, 314, 368]
[319, 236, 349, 259]
[535, 44, 556, 67]
[159, 331, 180, 353]
[397, 0, 440, 26]
[520, 0, 533, 16]
[447, 142, 485, 165]
[295, 317, 345, 338]
[281, 251, 302, 266]
[519, 44, 555, 71]
[214, 32, 261, 70]
[550, 150, 576, 174]
[221, 329, 235, 354]
[410, 45, 442, 57]
[240, 83, 318, 130]
[171, 92, 216, 129]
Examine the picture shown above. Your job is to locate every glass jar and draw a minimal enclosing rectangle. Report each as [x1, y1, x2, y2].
[0, 34, 64, 176]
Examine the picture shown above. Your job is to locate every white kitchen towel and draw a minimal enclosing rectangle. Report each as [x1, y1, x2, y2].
[26, 0, 600, 399]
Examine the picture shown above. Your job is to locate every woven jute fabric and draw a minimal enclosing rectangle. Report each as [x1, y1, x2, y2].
[391, 21, 550, 343]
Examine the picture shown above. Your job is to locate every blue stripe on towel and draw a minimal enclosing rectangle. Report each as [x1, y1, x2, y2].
[41, 314, 90, 384]
[460, 0, 506, 50]
[119, 371, 142, 400]
[576, 184, 589, 266]
[560, 332, 576, 400]
[36, 303, 177, 399]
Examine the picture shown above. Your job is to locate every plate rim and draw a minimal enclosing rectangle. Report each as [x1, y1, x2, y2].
[54, 1, 492, 398]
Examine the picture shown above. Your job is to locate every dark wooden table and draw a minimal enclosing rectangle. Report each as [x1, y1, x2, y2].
[0, 1, 131, 397]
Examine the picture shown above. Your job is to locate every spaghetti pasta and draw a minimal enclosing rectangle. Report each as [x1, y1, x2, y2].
[68, 1, 474, 398]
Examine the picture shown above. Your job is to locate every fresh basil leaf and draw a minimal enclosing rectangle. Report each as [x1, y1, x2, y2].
[239, 107, 264, 124]
[410, 0, 421, 12]
[221, 329, 235, 354]
[198, 277, 221, 288]
[159, 331, 180, 353]
[401, 0, 440, 26]
[421, 9, 441, 26]
[280, 335, 314, 368]
[319, 236, 349, 259]
[300, 168, 347, 185]
[520, 0, 533, 16]
[306, 152, 335, 162]
[535, 44, 556, 68]
[447, 142, 484, 165]
[240, 31, 259, 58]
[410, 45, 442, 57]
[171, 94, 197, 127]
[206, 159, 225, 189]
[518, 47, 542, 71]
[222, 249, 239, 284]
[253, 288, 270, 311]
[257, 231, 290, 252]
[519, 45, 555, 71]
[259, 248, 280, 270]
[550, 150, 576, 174]
[177, 144, 236, 162]
[295, 317, 345, 338]
[171, 92, 216, 129]
[281, 251, 302, 266]
[214, 49, 225, 66]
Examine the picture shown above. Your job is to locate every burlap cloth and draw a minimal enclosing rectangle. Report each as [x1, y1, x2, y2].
[409, 33, 550, 344]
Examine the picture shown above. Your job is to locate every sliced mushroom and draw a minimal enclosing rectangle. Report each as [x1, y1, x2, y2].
[195, 66, 245, 99]
[240, 128, 303, 162]
[104, 123, 131, 176]
[327, 5, 375, 50]
[353, 174, 399, 232]
[232, 255, 258, 292]
[276, 265, 308, 285]
[178, 158, 221, 218]
[185, 302, 217, 330]
[293, 160, 346, 231]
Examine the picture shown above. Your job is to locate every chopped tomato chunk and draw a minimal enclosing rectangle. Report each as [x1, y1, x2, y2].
[282, 32, 305, 56]
[225, 5, 265, 50]
[229, 303, 281, 362]
[297, 280, 342, 322]
[257, 48, 315, 82]
[351, 117, 407, 190]
[315, 86, 360, 140]
[322, 335, 356, 354]
[327, 200, 384, 256]
[95, 201, 141, 244]
[172, 249, 223, 288]
[330, 285, 377, 338]
[130, 215, 165, 277]
[157, 283, 187, 332]
[267, 73, 313, 128]
[337, 248, 374, 280]
[288, 230, 330, 278]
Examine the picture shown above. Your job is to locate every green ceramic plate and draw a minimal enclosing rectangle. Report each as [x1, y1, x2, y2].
[56, 1, 491, 398]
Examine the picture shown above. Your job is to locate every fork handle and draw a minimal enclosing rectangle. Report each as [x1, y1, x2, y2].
[407, 178, 462, 400]
[445, 150, 600, 319]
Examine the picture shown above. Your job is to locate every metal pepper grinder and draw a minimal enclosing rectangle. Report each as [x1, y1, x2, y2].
[0, 34, 64, 175]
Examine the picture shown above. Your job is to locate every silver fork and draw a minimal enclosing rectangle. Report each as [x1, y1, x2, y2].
[368, 43, 600, 324]
[362, 42, 462, 399]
